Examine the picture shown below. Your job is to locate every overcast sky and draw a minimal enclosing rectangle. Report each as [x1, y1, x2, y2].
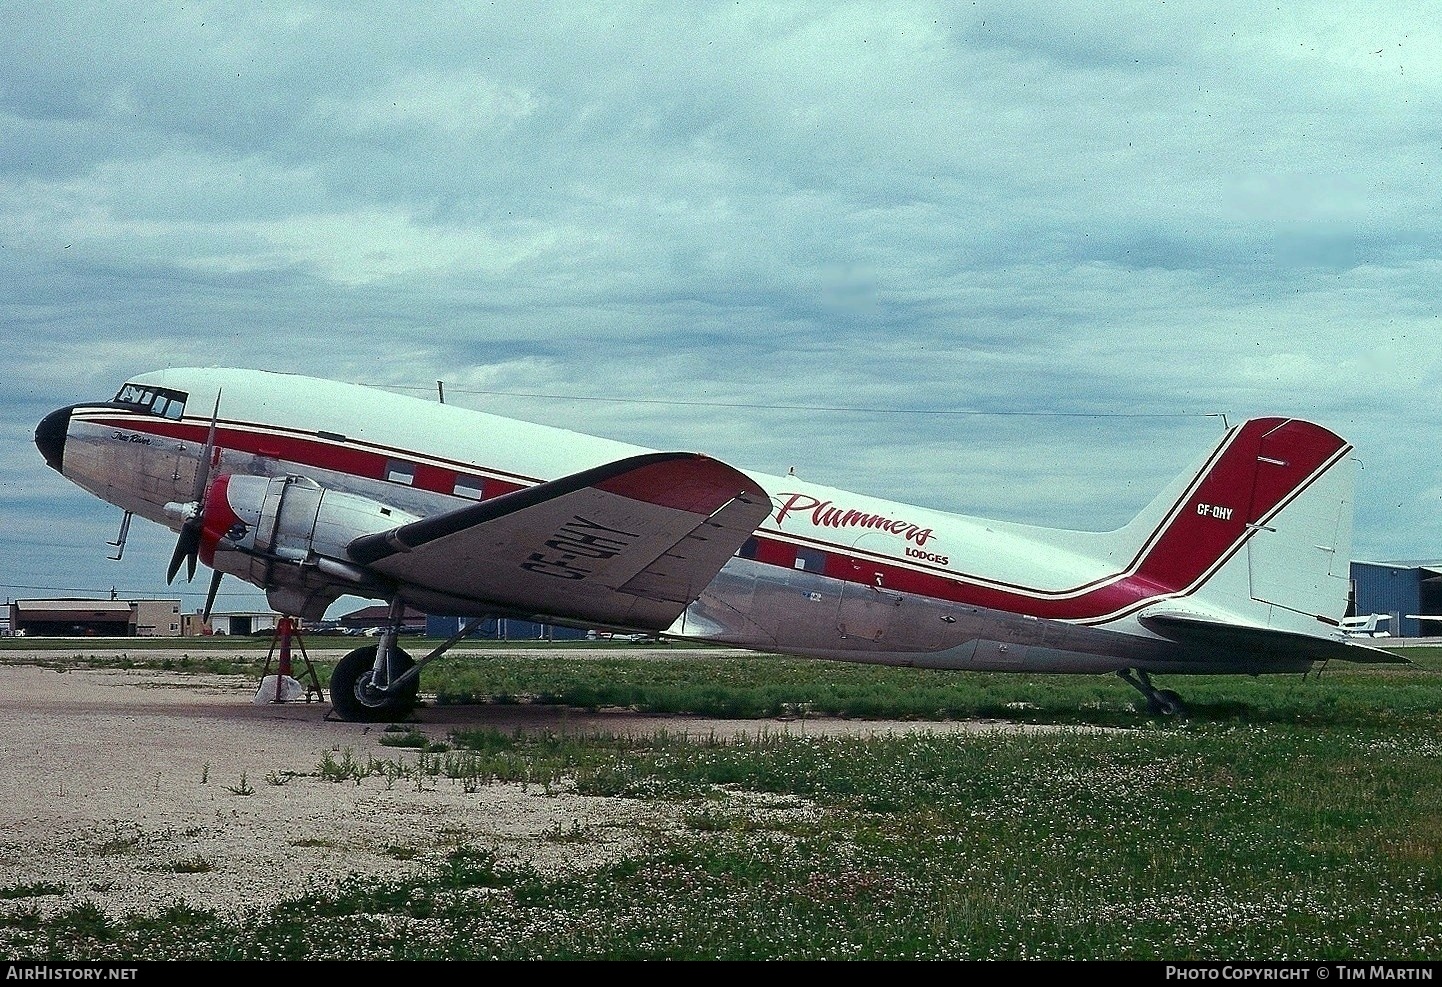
[2, 2, 1438, 619]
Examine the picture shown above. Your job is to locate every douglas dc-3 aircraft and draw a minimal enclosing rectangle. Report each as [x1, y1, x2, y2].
[34, 367, 1404, 721]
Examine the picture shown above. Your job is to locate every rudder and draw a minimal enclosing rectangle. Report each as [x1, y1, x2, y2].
[1242, 419, 1355, 625]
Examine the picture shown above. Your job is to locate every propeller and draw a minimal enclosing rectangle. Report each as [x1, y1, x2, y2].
[167, 391, 222, 585]
[201, 568, 224, 624]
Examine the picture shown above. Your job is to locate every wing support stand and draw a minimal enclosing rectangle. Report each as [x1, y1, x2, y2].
[258, 616, 324, 705]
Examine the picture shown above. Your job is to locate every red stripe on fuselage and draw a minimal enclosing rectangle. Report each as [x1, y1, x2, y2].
[750, 417, 1346, 623]
[75, 412, 528, 499]
[86, 411, 1346, 624]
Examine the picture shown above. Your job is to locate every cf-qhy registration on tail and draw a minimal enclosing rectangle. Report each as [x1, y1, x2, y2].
[34, 367, 1404, 721]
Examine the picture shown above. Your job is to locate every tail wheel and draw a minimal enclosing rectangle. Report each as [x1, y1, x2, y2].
[1149, 688, 1187, 718]
[329, 644, 419, 722]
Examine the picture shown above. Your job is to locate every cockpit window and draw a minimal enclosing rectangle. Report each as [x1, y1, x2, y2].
[113, 383, 188, 419]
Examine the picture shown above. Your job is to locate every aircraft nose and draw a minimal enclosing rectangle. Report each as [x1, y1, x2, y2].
[35, 406, 72, 473]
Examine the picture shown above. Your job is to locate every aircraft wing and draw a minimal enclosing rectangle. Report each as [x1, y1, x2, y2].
[348, 452, 771, 631]
[1139, 610, 1410, 664]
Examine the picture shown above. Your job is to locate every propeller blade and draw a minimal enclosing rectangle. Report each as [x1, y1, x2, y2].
[202, 569, 223, 623]
[190, 391, 222, 503]
[167, 391, 223, 586]
[167, 521, 201, 584]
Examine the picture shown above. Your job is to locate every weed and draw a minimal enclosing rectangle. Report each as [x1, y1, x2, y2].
[319, 748, 373, 783]
[381, 726, 450, 754]
[544, 819, 592, 843]
[380, 726, 428, 748]
[94, 827, 140, 857]
[0, 882, 65, 900]
[163, 857, 215, 874]
[0, 906, 43, 931]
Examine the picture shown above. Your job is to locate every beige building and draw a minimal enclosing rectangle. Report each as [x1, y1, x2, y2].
[9, 598, 182, 637]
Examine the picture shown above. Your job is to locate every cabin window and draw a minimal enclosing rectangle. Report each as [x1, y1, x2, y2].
[737, 537, 759, 559]
[113, 383, 188, 419]
[115, 383, 148, 405]
[453, 475, 485, 500]
[795, 548, 826, 571]
[385, 460, 416, 486]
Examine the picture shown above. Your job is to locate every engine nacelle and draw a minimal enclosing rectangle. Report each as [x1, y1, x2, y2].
[198, 474, 420, 618]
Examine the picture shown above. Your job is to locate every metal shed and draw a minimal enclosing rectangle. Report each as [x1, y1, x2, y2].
[1349, 561, 1442, 638]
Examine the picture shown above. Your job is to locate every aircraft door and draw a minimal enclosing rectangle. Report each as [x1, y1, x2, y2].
[836, 534, 903, 644]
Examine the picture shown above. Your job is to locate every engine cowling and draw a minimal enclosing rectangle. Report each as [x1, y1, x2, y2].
[198, 474, 420, 618]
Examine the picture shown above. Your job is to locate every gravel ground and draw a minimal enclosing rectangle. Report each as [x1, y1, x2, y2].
[0, 650, 1045, 920]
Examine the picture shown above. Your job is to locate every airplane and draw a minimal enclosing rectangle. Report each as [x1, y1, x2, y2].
[33, 367, 1407, 722]
[1338, 613, 1392, 638]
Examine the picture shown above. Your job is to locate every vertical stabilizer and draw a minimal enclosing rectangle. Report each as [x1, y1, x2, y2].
[1127, 417, 1355, 634]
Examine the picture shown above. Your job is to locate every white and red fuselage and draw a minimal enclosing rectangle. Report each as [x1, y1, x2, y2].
[36, 366, 1372, 679]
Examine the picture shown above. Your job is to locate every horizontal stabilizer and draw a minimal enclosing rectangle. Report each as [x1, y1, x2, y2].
[1139, 610, 1410, 665]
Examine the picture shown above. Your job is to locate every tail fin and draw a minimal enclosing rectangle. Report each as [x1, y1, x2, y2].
[1125, 417, 1356, 634]
[1142, 415, 1355, 632]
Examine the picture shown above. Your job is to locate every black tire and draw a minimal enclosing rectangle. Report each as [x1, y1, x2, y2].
[328, 644, 419, 723]
[1149, 688, 1186, 718]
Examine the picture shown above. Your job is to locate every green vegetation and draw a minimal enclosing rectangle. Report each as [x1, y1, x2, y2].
[5, 636, 1434, 726]
[2, 643, 1440, 959]
[0, 883, 65, 901]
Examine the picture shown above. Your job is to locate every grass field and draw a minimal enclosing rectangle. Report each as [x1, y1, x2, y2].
[3, 638, 1441, 961]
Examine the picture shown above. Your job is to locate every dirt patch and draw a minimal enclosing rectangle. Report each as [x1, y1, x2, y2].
[0, 654, 1075, 918]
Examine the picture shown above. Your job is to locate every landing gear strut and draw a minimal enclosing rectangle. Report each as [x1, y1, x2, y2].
[1117, 669, 1187, 717]
[327, 600, 484, 722]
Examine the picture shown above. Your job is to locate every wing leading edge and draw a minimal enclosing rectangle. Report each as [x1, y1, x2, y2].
[348, 452, 771, 631]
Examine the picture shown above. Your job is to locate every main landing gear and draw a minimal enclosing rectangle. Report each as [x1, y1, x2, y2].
[328, 600, 485, 723]
[1117, 668, 1187, 717]
[329, 642, 419, 722]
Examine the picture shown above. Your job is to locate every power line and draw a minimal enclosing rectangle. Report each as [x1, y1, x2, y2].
[364, 383, 1227, 420]
[0, 582, 261, 598]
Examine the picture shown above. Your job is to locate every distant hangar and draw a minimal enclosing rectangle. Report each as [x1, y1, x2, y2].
[8, 598, 182, 637]
[1350, 560, 1442, 638]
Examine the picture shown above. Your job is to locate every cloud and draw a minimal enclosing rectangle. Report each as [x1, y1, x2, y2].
[2, 2, 1439, 615]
